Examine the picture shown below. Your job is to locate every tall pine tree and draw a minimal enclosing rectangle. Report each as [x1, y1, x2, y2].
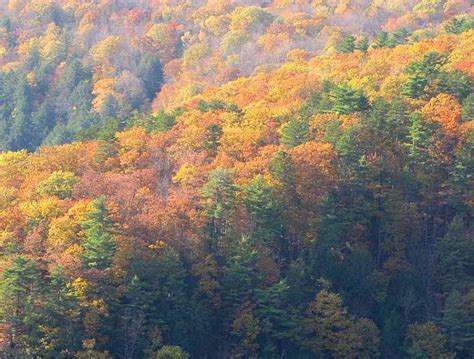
[81, 196, 117, 270]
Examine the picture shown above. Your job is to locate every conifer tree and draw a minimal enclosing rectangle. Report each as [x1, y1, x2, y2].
[355, 36, 369, 52]
[121, 275, 153, 359]
[9, 76, 33, 151]
[204, 123, 223, 157]
[336, 34, 356, 53]
[436, 216, 474, 292]
[0, 256, 42, 355]
[269, 151, 296, 191]
[81, 196, 117, 270]
[138, 53, 164, 100]
[221, 237, 259, 326]
[372, 32, 390, 48]
[40, 266, 82, 355]
[31, 102, 55, 148]
[333, 84, 369, 114]
[407, 112, 433, 170]
[441, 290, 474, 356]
[391, 28, 409, 46]
[280, 118, 309, 148]
[403, 52, 446, 99]
[200, 168, 237, 242]
[254, 280, 295, 355]
[243, 175, 282, 249]
[100, 94, 119, 119]
[445, 16, 474, 34]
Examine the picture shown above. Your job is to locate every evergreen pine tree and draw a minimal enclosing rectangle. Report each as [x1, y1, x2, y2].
[436, 216, 474, 292]
[204, 123, 223, 157]
[243, 175, 283, 251]
[391, 28, 409, 46]
[407, 112, 433, 169]
[0, 256, 42, 355]
[336, 34, 356, 53]
[100, 94, 119, 120]
[200, 168, 237, 243]
[149, 248, 195, 350]
[31, 102, 55, 148]
[403, 52, 446, 99]
[386, 97, 409, 146]
[445, 16, 474, 34]
[138, 53, 164, 100]
[333, 83, 369, 114]
[120, 275, 153, 359]
[81, 196, 117, 270]
[355, 36, 369, 52]
[280, 118, 309, 148]
[381, 310, 405, 357]
[40, 266, 83, 355]
[9, 76, 33, 151]
[441, 290, 474, 356]
[461, 93, 474, 122]
[149, 110, 177, 133]
[62, 58, 89, 92]
[254, 280, 295, 355]
[221, 237, 259, 326]
[438, 70, 472, 101]
[269, 150, 298, 206]
[372, 32, 390, 48]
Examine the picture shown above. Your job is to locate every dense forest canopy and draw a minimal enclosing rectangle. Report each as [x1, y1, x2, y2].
[0, 0, 472, 150]
[0, 0, 473, 358]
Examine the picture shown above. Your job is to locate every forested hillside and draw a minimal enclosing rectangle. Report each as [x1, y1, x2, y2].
[0, 0, 473, 358]
[0, 0, 472, 150]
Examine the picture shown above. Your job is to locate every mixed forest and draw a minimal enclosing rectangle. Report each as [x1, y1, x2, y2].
[0, 0, 473, 358]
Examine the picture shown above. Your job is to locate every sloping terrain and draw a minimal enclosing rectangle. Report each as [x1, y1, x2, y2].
[0, 1, 472, 358]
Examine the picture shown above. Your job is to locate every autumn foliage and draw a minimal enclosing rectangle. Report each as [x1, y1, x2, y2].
[0, 1, 472, 358]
